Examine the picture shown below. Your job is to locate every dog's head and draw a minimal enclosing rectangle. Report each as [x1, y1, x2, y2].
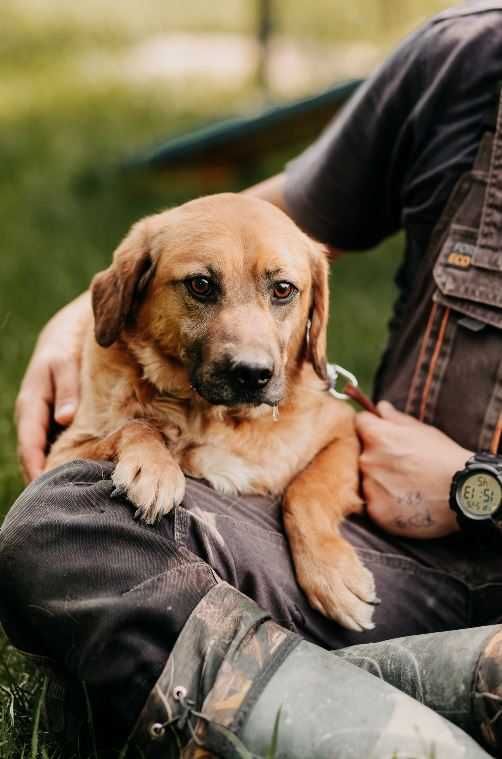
[91, 194, 329, 407]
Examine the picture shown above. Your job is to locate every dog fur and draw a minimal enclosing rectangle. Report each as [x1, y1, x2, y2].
[46, 193, 376, 631]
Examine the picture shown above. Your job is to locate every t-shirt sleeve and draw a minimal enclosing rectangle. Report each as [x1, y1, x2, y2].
[284, 30, 426, 250]
[284, 10, 502, 252]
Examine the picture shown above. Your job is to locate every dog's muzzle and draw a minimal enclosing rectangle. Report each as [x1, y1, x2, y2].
[192, 356, 283, 407]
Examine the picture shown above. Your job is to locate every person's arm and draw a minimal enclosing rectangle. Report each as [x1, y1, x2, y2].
[242, 173, 288, 211]
[15, 291, 90, 481]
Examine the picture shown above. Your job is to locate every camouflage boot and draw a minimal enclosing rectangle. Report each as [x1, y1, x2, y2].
[335, 624, 502, 758]
[129, 583, 490, 758]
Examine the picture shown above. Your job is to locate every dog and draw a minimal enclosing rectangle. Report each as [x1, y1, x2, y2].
[46, 193, 376, 631]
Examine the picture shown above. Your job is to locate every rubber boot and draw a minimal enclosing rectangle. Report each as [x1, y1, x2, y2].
[130, 583, 491, 758]
[334, 625, 502, 757]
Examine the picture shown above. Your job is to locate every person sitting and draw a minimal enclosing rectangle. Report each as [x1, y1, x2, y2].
[3, 3, 502, 756]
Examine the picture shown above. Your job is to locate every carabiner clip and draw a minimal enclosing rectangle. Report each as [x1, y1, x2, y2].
[327, 363, 358, 400]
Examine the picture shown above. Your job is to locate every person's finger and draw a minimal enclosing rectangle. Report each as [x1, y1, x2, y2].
[359, 449, 375, 475]
[16, 390, 51, 482]
[358, 467, 379, 507]
[53, 357, 80, 425]
[355, 410, 389, 444]
[377, 400, 418, 424]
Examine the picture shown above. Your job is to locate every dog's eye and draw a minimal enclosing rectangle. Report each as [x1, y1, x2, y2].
[272, 281, 297, 302]
[185, 276, 214, 299]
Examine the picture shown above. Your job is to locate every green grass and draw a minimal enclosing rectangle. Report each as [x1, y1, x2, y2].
[0, 1, 449, 755]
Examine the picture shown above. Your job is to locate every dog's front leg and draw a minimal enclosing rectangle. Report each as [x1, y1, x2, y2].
[109, 420, 185, 524]
[48, 420, 185, 524]
[283, 431, 377, 631]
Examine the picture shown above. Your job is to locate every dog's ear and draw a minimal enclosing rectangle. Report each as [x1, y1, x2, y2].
[307, 247, 330, 381]
[91, 220, 157, 347]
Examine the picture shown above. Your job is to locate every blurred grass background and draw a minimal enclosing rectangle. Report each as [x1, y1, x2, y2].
[0, 0, 450, 755]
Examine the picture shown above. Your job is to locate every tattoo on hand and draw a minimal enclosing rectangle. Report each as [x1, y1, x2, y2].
[397, 491, 423, 508]
[394, 491, 435, 529]
[395, 511, 434, 529]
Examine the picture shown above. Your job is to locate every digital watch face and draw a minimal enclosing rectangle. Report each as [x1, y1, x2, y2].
[458, 471, 502, 519]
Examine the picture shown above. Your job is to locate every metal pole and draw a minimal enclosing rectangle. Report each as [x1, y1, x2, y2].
[256, 0, 273, 98]
[378, 0, 395, 37]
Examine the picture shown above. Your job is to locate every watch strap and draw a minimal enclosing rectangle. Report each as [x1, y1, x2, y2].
[454, 507, 502, 545]
[468, 452, 502, 474]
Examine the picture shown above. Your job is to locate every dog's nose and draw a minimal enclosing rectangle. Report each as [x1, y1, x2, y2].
[231, 361, 274, 390]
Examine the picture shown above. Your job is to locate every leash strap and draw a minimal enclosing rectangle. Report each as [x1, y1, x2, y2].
[343, 383, 381, 416]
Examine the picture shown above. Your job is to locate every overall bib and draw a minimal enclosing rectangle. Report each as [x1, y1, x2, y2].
[379, 87, 502, 456]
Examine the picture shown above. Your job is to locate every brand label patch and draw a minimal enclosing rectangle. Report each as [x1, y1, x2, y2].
[445, 242, 474, 270]
[447, 251, 472, 269]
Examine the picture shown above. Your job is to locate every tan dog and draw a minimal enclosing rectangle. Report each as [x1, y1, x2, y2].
[47, 193, 376, 631]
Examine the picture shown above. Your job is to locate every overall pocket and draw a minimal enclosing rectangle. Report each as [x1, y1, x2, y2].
[424, 225, 502, 452]
[433, 224, 502, 327]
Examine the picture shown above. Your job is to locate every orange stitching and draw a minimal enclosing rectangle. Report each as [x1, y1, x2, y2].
[405, 302, 438, 414]
[490, 413, 502, 455]
[419, 307, 451, 422]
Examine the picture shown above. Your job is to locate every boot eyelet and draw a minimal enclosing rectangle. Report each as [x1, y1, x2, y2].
[173, 685, 187, 701]
[149, 722, 166, 740]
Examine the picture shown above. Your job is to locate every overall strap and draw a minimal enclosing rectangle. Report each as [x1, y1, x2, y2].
[476, 87, 502, 270]
[476, 86, 502, 454]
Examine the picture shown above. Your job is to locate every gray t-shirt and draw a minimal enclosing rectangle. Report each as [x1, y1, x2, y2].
[285, 1, 502, 265]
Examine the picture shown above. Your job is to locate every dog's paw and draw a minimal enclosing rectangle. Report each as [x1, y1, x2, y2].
[112, 450, 185, 525]
[296, 539, 378, 632]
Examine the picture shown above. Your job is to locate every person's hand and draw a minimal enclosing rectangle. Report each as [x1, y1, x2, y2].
[355, 401, 472, 538]
[15, 291, 90, 482]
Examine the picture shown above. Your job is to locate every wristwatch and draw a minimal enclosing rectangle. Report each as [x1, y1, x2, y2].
[450, 453, 502, 541]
